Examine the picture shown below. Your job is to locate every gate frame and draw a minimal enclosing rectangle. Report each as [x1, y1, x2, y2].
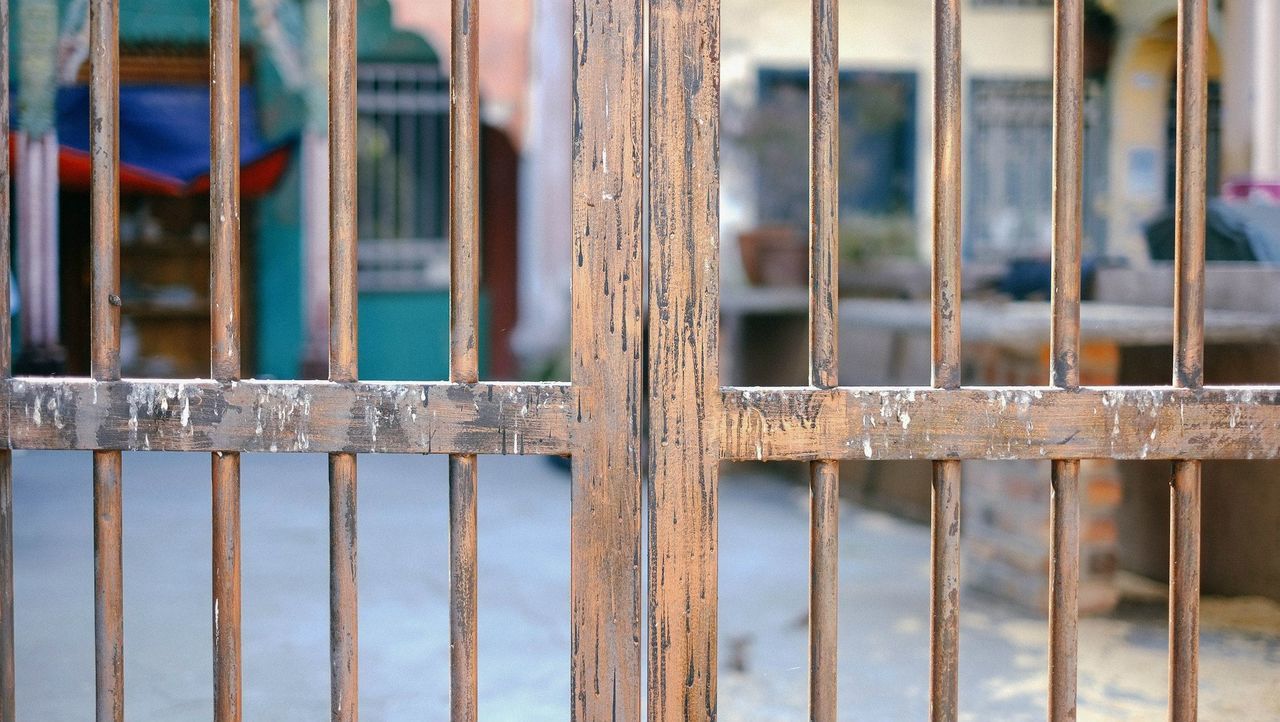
[0, 1, 1273, 722]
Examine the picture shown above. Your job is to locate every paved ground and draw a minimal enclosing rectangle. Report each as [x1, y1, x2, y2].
[8, 451, 1279, 720]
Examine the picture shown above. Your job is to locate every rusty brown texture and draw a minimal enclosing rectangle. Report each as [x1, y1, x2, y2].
[1170, 1, 1207, 718]
[1049, 0, 1084, 717]
[90, 0, 124, 714]
[0, 451, 10, 722]
[930, 458, 960, 722]
[808, 0, 839, 718]
[90, 0, 121, 384]
[450, 0, 480, 386]
[1049, 459, 1080, 722]
[648, 0, 721, 719]
[0, 0, 1265, 716]
[1169, 459, 1201, 721]
[5, 379, 572, 454]
[328, 0, 358, 387]
[93, 450, 124, 722]
[210, 0, 243, 716]
[328, 0, 359, 716]
[930, 2, 963, 716]
[212, 451, 241, 722]
[721, 385, 1280, 461]
[569, 0, 644, 719]
[449, 2, 480, 717]
[448, 453, 477, 722]
[7, 381, 1280, 461]
[808, 459, 839, 721]
[329, 451, 358, 722]
[0, 0, 12, 715]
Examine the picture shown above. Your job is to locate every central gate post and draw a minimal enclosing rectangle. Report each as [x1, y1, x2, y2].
[648, 1, 721, 719]
[569, 0, 645, 719]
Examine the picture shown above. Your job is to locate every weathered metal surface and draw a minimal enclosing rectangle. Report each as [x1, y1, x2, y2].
[329, 451, 358, 722]
[931, 1, 963, 717]
[0, 0, 12, 714]
[448, 452, 477, 722]
[808, 459, 838, 721]
[0, 451, 11, 722]
[569, 0, 644, 718]
[0, 0, 1263, 717]
[1049, 459, 1080, 721]
[10, 380, 1280, 461]
[722, 386, 1280, 461]
[808, 0, 839, 717]
[1170, 1, 1208, 718]
[5, 379, 572, 454]
[93, 451, 124, 722]
[649, 0, 721, 718]
[1169, 458, 1201, 721]
[210, 0, 243, 716]
[1049, 0, 1084, 717]
[930, 457, 961, 722]
[90, 0, 124, 713]
[449, 1, 480, 717]
[211, 451, 241, 722]
[328, 0, 359, 715]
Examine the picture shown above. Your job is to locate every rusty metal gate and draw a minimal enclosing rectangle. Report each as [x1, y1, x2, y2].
[0, 0, 1275, 720]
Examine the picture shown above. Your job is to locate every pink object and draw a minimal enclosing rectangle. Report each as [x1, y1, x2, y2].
[1222, 179, 1280, 202]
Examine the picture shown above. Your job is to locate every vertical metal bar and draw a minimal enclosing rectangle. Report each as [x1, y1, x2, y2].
[89, 0, 123, 716]
[329, 451, 358, 722]
[930, 1, 962, 719]
[447, 453, 477, 722]
[1048, 462, 1079, 720]
[1048, 1, 1083, 719]
[329, 0, 359, 716]
[569, 0, 644, 718]
[648, 0, 721, 719]
[210, 0, 242, 717]
[1170, 1, 1206, 719]
[92, 451, 123, 722]
[449, 1, 479, 719]
[808, 0, 839, 718]
[0, 0, 13, 714]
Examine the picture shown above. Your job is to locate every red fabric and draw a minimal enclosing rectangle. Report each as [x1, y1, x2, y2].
[9, 132, 292, 198]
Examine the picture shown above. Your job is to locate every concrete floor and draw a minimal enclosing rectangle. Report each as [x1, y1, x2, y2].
[8, 451, 1279, 720]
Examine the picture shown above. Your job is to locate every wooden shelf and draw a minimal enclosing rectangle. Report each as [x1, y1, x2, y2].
[126, 304, 210, 320]
[121, 242, 210, 257]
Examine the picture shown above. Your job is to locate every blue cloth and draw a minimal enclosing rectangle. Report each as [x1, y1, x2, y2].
[53, 83, 287, 186]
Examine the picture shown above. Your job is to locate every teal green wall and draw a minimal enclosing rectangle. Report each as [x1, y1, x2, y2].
[357, 292, 488, 380]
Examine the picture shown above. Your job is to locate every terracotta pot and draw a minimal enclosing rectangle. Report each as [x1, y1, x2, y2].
[737, 225, 807, 287]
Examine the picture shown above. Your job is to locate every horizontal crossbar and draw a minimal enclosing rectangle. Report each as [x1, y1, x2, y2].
[5, 378, 572, 454]
[721, 385, 1280, 462]
[5, 379, 1278, 461]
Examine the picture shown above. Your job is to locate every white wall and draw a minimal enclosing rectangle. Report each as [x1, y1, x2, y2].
[720, 0, 1054, 264]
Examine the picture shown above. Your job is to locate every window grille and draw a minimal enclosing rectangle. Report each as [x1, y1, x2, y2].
[356, 62, 450, 291]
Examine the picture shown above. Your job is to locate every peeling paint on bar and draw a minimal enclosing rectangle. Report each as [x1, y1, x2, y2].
[720, 385, 1280, 461]
[7, 380, 1280, 461]
[4, 379, 573, 454]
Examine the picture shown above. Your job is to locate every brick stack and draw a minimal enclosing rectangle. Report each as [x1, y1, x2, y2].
[961, 339, 1123, 615]
[963, 458, 1121, 615]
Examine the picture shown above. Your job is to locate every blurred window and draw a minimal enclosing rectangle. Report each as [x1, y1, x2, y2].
[752, 68, 917, 228]
[965, 77, 1109, 260]
[356, 62, 451, 291]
